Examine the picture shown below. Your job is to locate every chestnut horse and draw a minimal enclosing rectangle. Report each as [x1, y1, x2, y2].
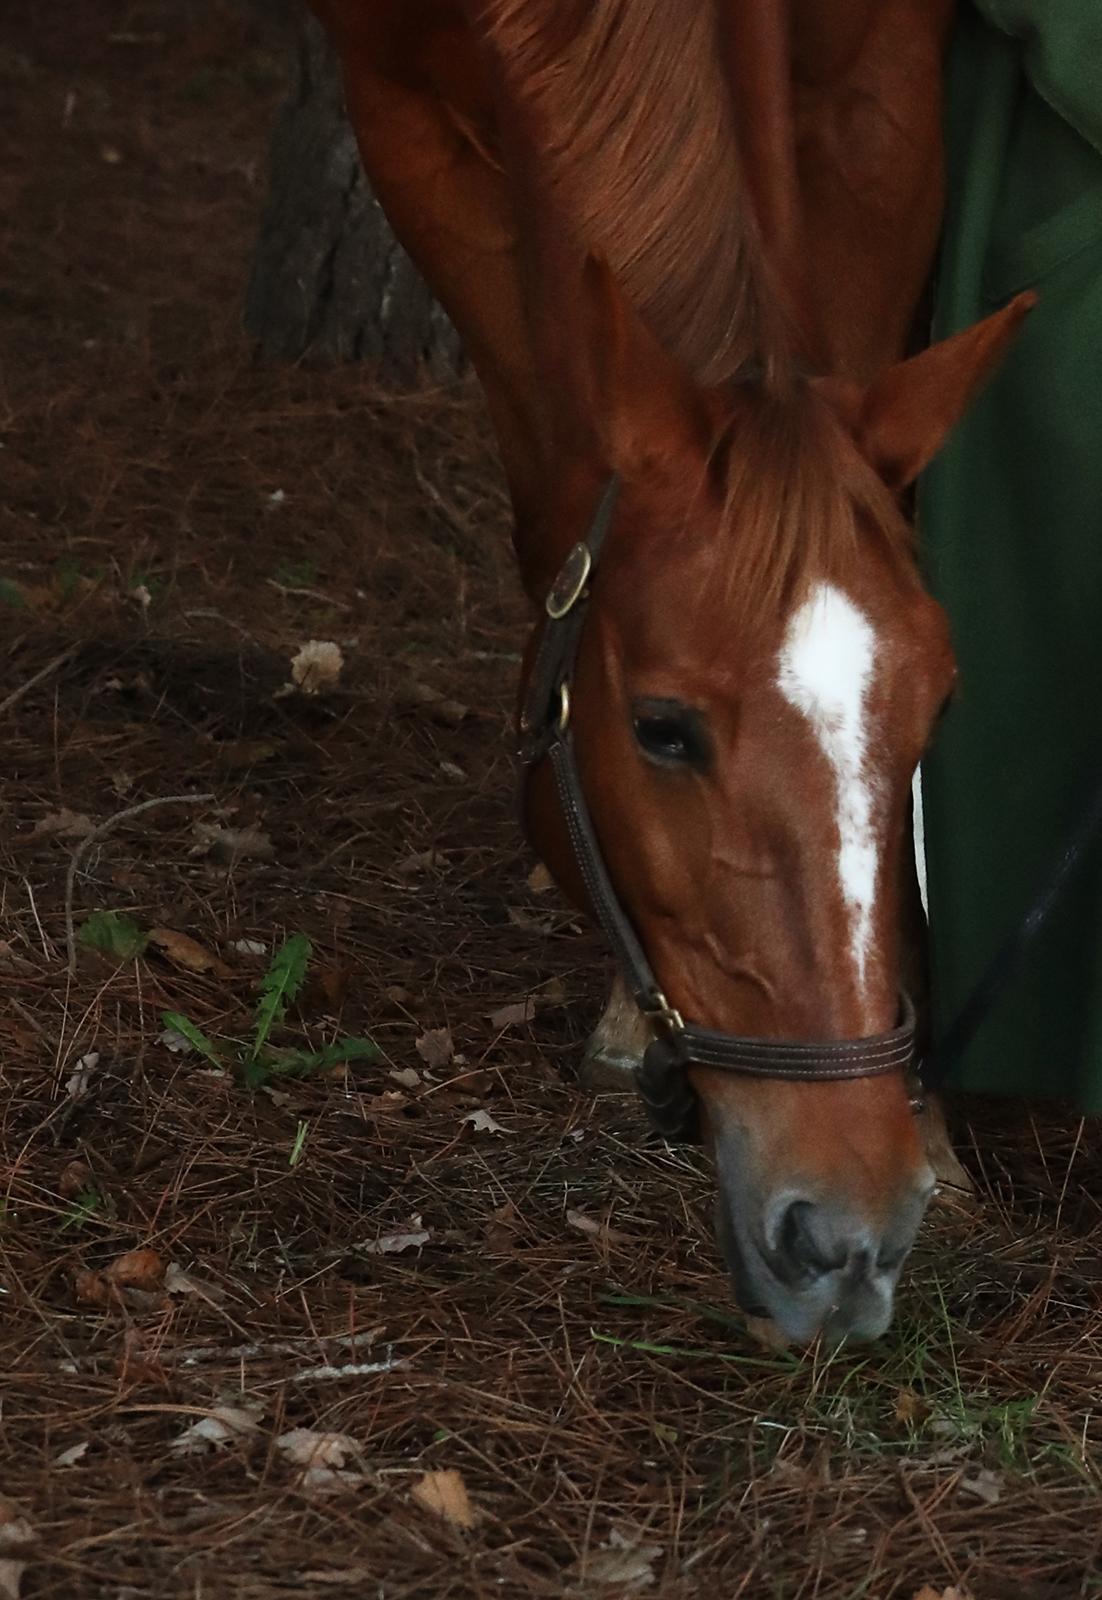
[309, 0, 1031, 1341]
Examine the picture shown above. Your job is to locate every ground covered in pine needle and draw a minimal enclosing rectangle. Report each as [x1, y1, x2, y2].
[1, 4, 1099, 1597]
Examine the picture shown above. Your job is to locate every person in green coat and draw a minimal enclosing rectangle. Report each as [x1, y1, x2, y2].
[919, 1, 1102, 1111]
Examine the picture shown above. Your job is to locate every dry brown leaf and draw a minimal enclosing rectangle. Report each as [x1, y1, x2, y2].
[193, 822, 275, 864]
[395, 681, 469, 726]
[526, 863, 554, 893]
[169, 1404, 263, 1455]
[290, 639, 343, 694]
[462, 1109, 508, 1135]
[389, 1067, 421, 1090]
[0, 1498, 32, 1599]
[487, 998, 536, 1029]
[566, 1209, 630, 1246]
[566, 1209, 601, 1235]
[505, 905, 553, 935]
[0, 1562, 25, 1600]
[410, 1468, 477, 1531]
[394, 848, 447, 876]
[577, 1529, 663, 1589]
[361, 1228, 430, 1256]
[277, 1430, 361, 1470]
[147, 927, 230, 975]
[105, 1248, 165, 1291]
[216, 739, 279, 769]
[164, 1262, 226, 1303]
[415, 1028, 454, 1069]
[960, 1469, 1002, 1505]
[31, 807, 93, 840]
[894, 1388, 932, 1427]
[0, 1501, 33, 1551]
[58, 1159, 92, 1200]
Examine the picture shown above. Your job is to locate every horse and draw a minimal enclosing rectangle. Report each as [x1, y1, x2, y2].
[308, 0, 1032, 1342]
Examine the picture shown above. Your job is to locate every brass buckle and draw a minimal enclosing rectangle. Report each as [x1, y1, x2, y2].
[555, 681, 571, 734]
[546, 543, 592, 620]
[643, 992, 684, 1037]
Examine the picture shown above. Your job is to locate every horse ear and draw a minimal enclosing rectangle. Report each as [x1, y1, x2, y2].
[823, 292, 1036, 490]
[576, 255, 711, 475]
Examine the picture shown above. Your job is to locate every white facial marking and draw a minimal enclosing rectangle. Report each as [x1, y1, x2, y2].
[777, 583, 879, 994]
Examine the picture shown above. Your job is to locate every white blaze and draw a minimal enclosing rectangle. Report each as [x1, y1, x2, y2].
[777, 583, 879, 993]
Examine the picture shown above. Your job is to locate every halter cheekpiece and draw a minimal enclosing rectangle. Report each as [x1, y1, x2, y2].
[517, 477, 918, 1142]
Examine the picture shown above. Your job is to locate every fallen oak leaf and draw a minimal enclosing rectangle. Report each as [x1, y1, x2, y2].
[192, 822, 274, 865]
[574, 1528, 662, 1588]
[360, 1228, 430, 1256]
[288, 640, 343, 695]
[410, 1469, 477, 1531]
[487, 999, 536, 1029]
[959, 1469, 1002, 1505]
[566, 1209, 631, 1246]
[0, 1562, 24, 1600]
[105, 1248, 165, 1292]
[894, 1388, 932, 1428]
[394, 848, 447, 876]
[147, 927, 230, 976]
[165, 1262, 226, 1303]
[0, 1497, 34, 1600]
[415, 1028, 453, 1069]
[0, 1501, 33, 1551]
[58, 1159, 92, 1199]
[31, 808, 93, 840]
[169, 1403, 263, 1455]
[461, 1110, 508, 1135]
[277, 1430, 362, 1470]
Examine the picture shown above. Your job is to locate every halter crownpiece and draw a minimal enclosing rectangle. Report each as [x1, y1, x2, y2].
[518, 477, 918, 1143]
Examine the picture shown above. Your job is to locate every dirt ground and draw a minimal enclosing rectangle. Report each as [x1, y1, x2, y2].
[1, 4, 1100, 1598]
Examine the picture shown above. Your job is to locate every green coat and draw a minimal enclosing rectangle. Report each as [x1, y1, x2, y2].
[919, 1, 1102, 1110]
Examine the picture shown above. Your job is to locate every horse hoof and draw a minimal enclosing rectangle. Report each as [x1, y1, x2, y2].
[919, 1094, 976, 1198]
[577, 1043, 639, 1091]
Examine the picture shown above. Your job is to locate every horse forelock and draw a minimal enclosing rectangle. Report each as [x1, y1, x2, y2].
[693, 382, 918, 638]
[623, 380, 914, 636]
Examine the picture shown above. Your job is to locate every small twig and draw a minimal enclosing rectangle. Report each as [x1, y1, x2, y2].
[264, 579, 352, 612]
[65, 793, 215, 974]
[0, 644, 79, 718]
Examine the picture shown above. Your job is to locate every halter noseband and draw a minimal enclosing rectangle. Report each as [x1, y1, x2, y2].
[518, 477, 917, 1142]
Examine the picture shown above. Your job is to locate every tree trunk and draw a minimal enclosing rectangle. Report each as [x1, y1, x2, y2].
[245, 14, 463, 381]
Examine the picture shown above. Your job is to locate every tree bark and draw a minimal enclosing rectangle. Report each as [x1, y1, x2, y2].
[245, 14, 463, 381]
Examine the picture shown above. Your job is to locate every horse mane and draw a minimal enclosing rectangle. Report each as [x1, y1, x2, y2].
[477, 0, 916, 622]
[477, 0, 788, 387]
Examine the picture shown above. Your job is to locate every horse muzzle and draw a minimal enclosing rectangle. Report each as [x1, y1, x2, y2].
[713, 1129, 936, 1344]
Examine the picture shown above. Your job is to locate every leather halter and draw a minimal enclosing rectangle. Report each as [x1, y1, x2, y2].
[518, 477, 917, 1143]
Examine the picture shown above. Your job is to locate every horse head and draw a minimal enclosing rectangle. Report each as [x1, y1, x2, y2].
[521, 258, 1032, 1341]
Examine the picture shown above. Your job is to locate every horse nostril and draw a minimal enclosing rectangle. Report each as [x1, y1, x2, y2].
[775, 1199, 849, 1281]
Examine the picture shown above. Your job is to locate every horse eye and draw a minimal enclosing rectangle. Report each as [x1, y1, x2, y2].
[632, 702, 709, 768]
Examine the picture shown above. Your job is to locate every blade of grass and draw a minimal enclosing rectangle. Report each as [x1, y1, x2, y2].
[161, 1011, 223, 1071]
[590, 1328, 797, 1371]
